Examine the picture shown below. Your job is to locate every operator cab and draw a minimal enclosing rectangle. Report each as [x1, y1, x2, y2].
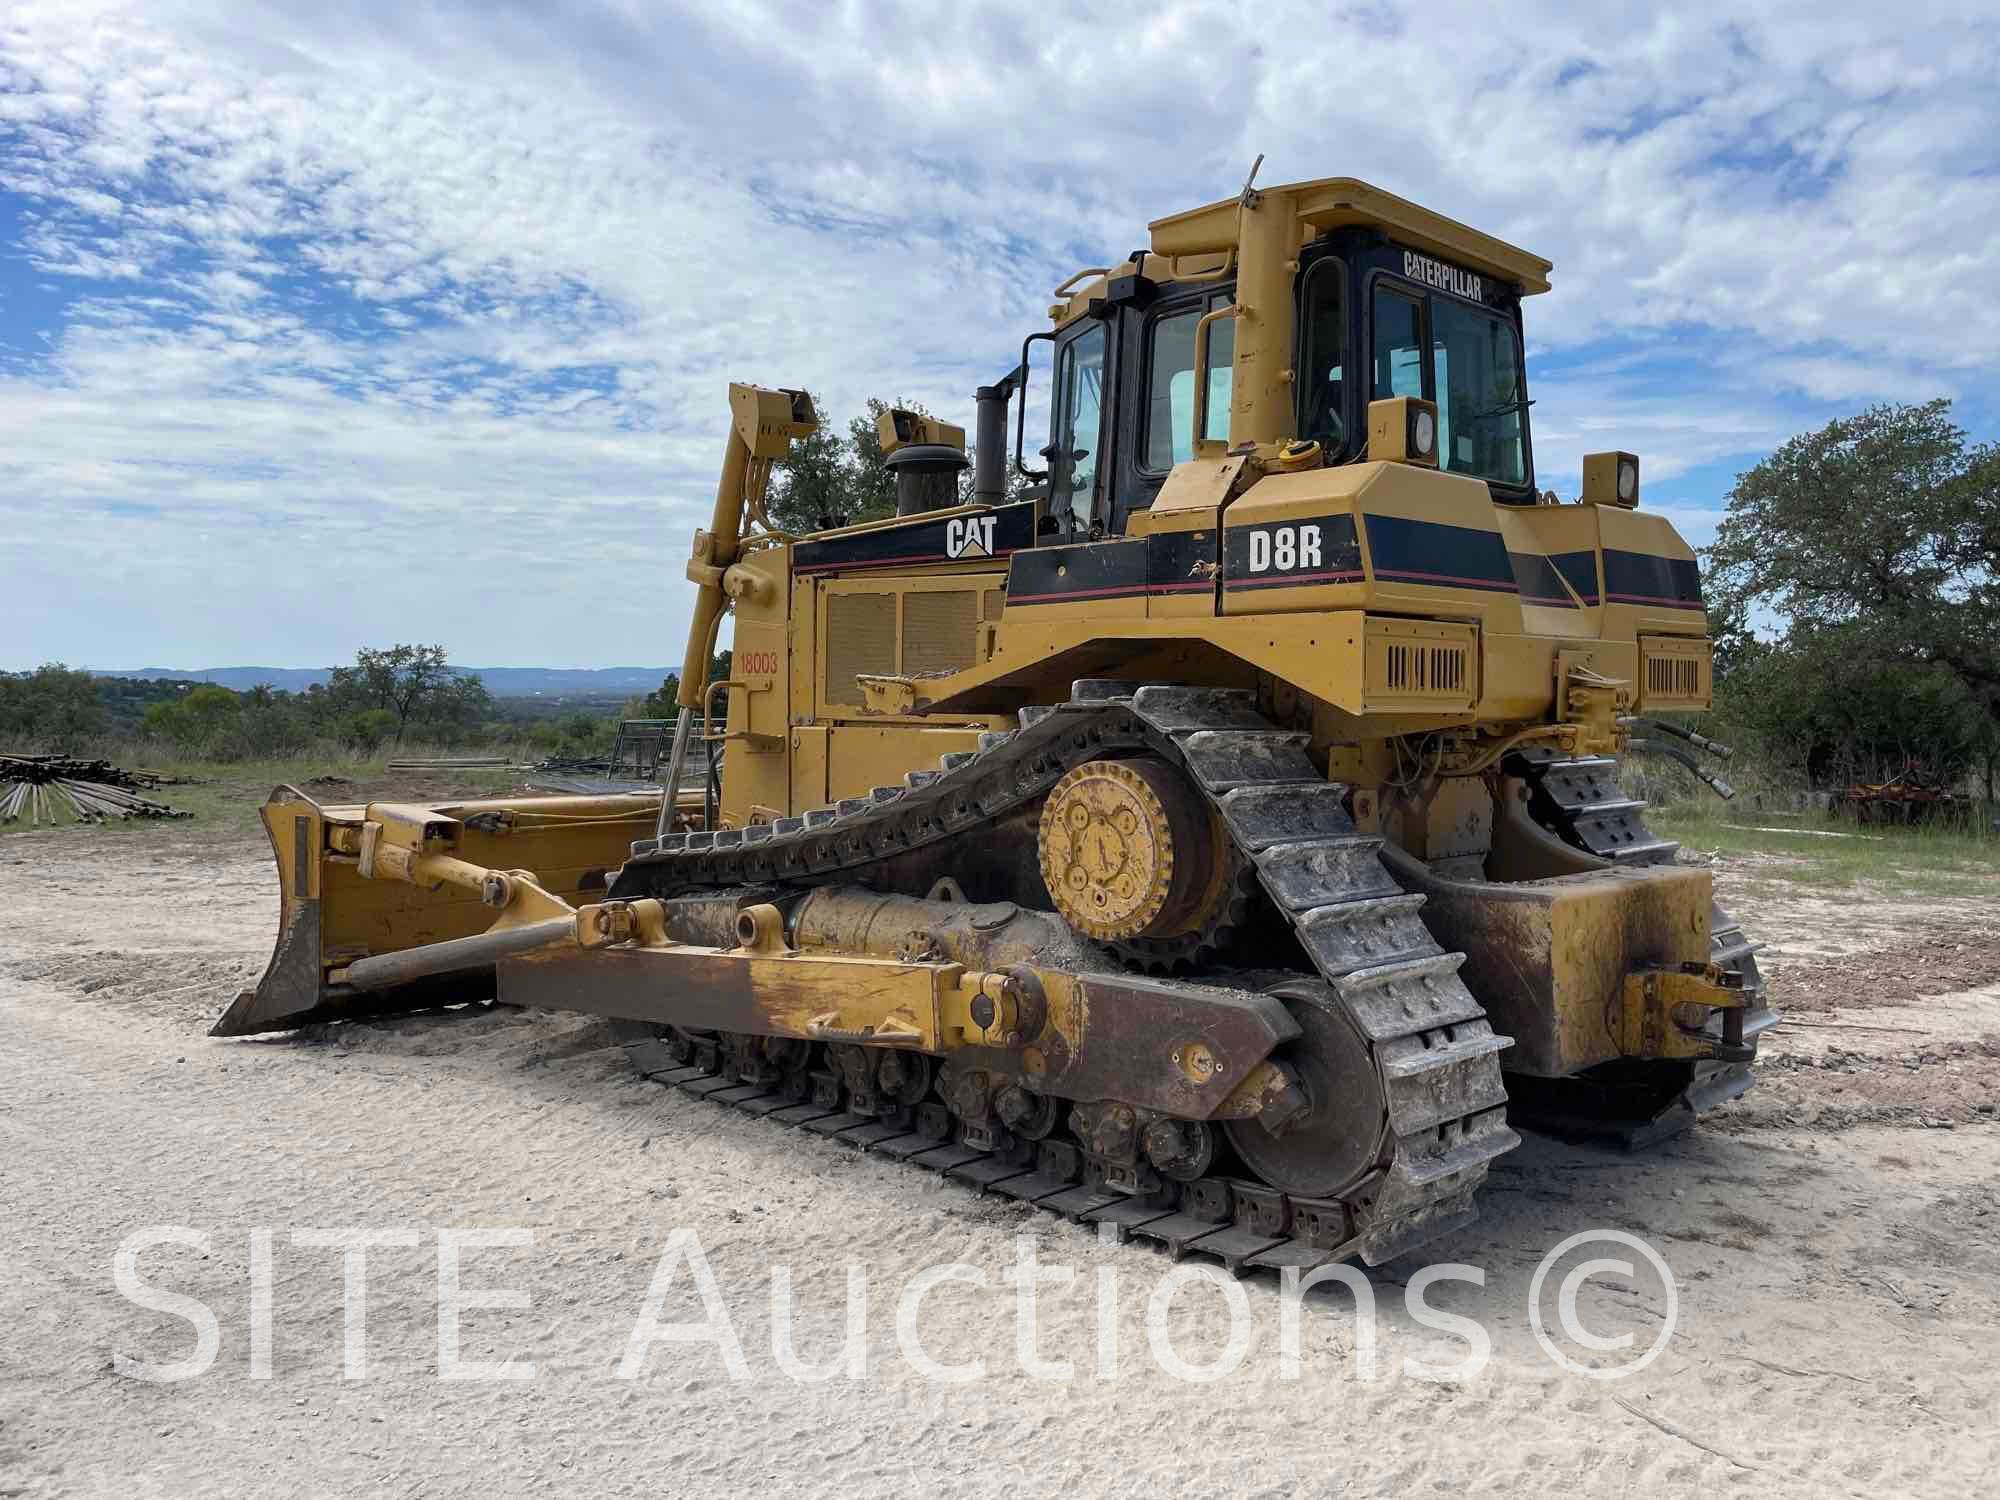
[1032, 192, 1544, 540]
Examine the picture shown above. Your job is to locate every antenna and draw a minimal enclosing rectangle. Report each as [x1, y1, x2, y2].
[1238, 153, 1265, 206]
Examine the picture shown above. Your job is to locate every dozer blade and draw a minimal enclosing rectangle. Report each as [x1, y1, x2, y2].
[212, 784, 660, 1036]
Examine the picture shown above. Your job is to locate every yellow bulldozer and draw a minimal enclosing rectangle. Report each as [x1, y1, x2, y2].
[215, 171, 1773, 1269]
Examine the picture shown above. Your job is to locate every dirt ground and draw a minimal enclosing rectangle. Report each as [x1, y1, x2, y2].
[3, 812, 1997, 1497]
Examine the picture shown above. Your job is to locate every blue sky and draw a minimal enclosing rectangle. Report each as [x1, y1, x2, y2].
[2, 0, 1997, 669]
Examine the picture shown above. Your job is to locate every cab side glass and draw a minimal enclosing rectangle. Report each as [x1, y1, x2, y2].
[1148, 304, 1234, 468]
[1053, 322, 1108, 525]
[1298, 262, 1346, 452]
[1372, 287, 1424, 403]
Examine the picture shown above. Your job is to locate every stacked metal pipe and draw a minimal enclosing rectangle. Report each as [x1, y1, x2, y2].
[0, 755, 190, 824]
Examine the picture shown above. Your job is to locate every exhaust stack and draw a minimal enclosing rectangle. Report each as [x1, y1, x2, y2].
[973, 372, 1019, 503]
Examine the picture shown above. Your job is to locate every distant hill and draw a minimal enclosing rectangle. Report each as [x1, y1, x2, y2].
[98, 666, 671, 697]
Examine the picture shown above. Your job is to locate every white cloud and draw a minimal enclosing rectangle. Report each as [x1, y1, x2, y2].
[0, 0, 1995, 666]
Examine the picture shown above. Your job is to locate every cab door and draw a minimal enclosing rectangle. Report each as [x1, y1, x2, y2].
[1048, 319, 1110, 538]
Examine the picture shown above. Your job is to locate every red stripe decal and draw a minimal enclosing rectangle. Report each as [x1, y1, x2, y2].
[1607, 593, 1704, 608]
[1009, 583, 1153, 603]
[795, 548, 1017, 575]
[1230, 569, 1365, 589]
[1375, 569, 1520, 592]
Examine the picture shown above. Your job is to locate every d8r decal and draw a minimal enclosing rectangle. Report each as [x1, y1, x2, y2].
[1248, 524, 1323, 573]
[1224, 513, 1363, 589]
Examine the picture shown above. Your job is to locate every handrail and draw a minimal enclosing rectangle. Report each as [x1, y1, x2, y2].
[1050, 266, 1113, 299]
[1154, 248, 1237, 285]
[701, 680, 742, 743]
[1190, 302, 1242, 453]
[1014, 329, 1056, 481]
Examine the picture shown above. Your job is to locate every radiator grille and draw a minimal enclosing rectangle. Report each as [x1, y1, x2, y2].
[903, 590, 977, 676]
[1384, 642, 1468, 696]
[824, 592, 897, 705]
[1363, 618, 1478, 709]
[1647, 655, 1701, 698]
[1637, 635, 1712, 708]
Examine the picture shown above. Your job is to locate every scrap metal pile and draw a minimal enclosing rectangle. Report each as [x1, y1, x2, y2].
[0, 755, 190, 824]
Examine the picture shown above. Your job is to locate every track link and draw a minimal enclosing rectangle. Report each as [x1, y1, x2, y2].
[615, 682, 1518, 1269]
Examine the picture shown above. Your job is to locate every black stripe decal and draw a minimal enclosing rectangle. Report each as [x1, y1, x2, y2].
[1363, 514, 1517, 594]
[1007, 528, 1237, 607]
[1222, 513, 1363, 589]
[1603, 549, 1703, 609]
[1007, 537, 1149, 605]
[794, 499, 1037, 575]
[1145, 527, 1215, 597]
[1552, 549, 1601, 606]
[1508, 551, 1579, 609]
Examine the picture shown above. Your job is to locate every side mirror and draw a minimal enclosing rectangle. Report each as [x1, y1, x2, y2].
[1015, 329, 1056, 482]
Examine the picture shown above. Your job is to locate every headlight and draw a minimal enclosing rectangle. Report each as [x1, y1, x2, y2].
[1583, 451, 1640, 507]
[1366, 396, 1441, 469]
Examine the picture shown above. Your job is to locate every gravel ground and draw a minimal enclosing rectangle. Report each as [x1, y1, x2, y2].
[2, 822, 1996, 1497]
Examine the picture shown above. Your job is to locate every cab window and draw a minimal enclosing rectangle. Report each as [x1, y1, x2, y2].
[1297, 259, 1347, 452]
[1143, 297, 1233, 470]
[1371, 281, 1528, 490]
[1431, 298, 1527, 487]
[1371, 286, 1424, 402]
[1052, 322, 1107, 524]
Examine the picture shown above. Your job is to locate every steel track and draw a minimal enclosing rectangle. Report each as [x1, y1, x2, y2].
[613, 682, 1519, 1269]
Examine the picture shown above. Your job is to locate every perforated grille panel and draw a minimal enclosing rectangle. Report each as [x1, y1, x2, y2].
[824, 592, 897, 705]
[1647, 655, 1700, 698]
[903, 590, 978, 676]
[1362, 616, 1479, 711]
[1637, 635, 1712, 709]
[1384, 642, 1468, 696]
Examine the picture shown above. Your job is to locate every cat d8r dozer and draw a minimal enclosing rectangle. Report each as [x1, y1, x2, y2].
[215, 170, 1773, 1269]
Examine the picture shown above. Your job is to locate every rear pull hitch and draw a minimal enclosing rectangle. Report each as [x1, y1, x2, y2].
[1621, 963, 1753, 1064]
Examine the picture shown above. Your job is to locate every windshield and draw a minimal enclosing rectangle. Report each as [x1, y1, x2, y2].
[1430, 298, 1527, 488]
[1371, 281, 1529, 490]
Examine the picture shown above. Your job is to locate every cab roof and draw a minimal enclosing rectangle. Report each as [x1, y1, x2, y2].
[1150, 175, 1552, 295]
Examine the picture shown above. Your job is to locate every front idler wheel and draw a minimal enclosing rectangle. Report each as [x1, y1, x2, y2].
[1223, 979, 1389, 1199]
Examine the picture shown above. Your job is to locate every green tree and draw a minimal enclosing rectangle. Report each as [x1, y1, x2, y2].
[141, 683, 241, 750]
[343, 708, 400, 754]
[1705, 399, 2000, 795]
[327, 644, 491, 743]
[1706, 399, 1999, 724]
[0, 663, 106, 748]
[764, 392, 858, 534]
[845, 397, 906, 523]
[225, 698, 311, 759]
[638, 648, 735, 720]
[637, 675, 680, 719]
[764, 394, 979, 534]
